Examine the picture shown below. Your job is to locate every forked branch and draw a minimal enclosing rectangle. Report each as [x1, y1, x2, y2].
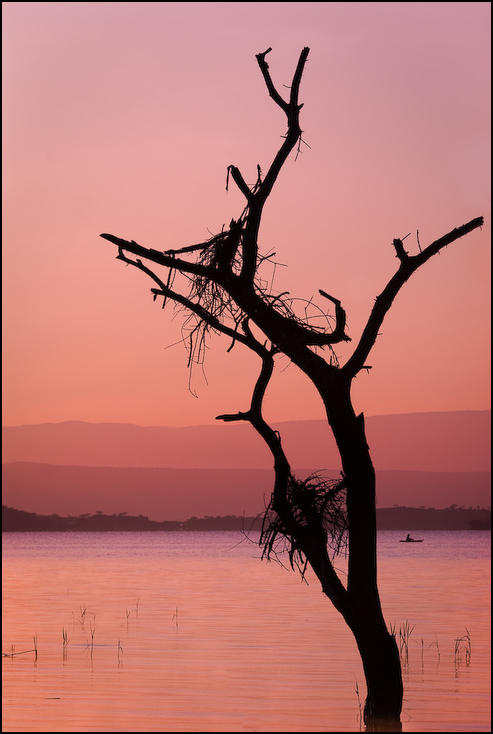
[238, 47, 310, 284]
[343, 216, 484, 377]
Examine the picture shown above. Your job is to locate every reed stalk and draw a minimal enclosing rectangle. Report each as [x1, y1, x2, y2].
[398, 620, 415, 663]
[83, 622, 96, 658]
[2, 637, 38, 660]
[454, 628, 471, 666]
[62, 627, 69, 660]
[354, 676, 363, 731]
[429, 635, 441, 664]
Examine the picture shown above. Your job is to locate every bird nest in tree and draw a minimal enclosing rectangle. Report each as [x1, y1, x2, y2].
[260, 473, 348, 577]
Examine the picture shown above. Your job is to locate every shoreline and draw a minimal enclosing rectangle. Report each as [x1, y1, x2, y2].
[2, 505, 490, 532]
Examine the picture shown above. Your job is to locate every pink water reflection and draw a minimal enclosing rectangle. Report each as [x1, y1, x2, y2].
[2, 531, 490, 731]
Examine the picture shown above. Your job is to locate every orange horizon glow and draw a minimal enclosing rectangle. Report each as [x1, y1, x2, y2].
[3, 2, 490, 428]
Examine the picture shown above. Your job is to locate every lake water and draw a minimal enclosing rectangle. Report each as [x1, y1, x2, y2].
[2, 530, 490, 732]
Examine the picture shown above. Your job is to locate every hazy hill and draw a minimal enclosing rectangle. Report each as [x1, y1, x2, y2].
[2, 411, 491, 472]
[3, 412, 490, 520]
[2, 462, 490, 521]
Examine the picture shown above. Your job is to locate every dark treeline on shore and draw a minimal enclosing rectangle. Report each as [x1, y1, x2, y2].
[2, 505, 490, 532]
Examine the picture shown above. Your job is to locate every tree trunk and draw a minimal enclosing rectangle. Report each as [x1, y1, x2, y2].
[323, 383, 404, 729]
[353, 621, 403, 730]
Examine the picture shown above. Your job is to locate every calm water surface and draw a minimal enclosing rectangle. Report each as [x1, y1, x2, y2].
[2, 531, 490, 732]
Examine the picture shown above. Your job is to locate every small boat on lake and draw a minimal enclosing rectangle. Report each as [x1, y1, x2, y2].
[400, 534, 423, 543]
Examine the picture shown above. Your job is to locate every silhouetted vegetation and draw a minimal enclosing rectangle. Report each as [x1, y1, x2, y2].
[0, 505, 256, 532]
[4, 504, 489, 532]
[377, 506, 491, 530]
[1, 505, 172, 532]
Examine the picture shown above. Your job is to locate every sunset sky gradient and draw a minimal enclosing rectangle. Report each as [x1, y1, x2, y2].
[3, 2, 490, 428]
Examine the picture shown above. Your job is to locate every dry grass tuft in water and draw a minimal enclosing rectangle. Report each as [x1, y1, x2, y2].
[454, 628, 471, 667]
[2, 634, 37, 660]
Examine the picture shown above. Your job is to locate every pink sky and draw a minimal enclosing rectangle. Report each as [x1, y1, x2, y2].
[3, 2, 491, 428]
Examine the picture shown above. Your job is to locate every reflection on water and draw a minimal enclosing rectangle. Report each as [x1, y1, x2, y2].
[2, 531, 490, 732]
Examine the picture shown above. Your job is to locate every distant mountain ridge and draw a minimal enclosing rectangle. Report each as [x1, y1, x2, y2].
[2, 411, 490, 472]
[2, 463, 490, 521]
[3, 412, 489, 520]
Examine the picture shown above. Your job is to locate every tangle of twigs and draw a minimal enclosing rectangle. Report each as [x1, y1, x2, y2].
[260, 473, 348, 577]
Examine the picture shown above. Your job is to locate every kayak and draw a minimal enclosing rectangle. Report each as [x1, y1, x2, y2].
[399, 539, 424, 542]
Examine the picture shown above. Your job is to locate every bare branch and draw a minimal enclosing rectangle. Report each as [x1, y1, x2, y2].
[227, 165, 252, 201]
[255, 48, 289, 113]
[100, 233, 214, 279]
[215, 411, 249, 422]
[407, 216, 483, 265]
[214, 318, 350, 613]
[115, 248, 253, 353]
[319, 290, 351, 343]
[239, 47, 310, 285]
[255, 47, 308, 197]
[392, 238, 409, 262]
[343, 216, 484, 377]
[289, 46, 310, 110]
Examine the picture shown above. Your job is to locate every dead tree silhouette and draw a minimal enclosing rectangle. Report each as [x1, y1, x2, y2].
[101, 47, 483, 730]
